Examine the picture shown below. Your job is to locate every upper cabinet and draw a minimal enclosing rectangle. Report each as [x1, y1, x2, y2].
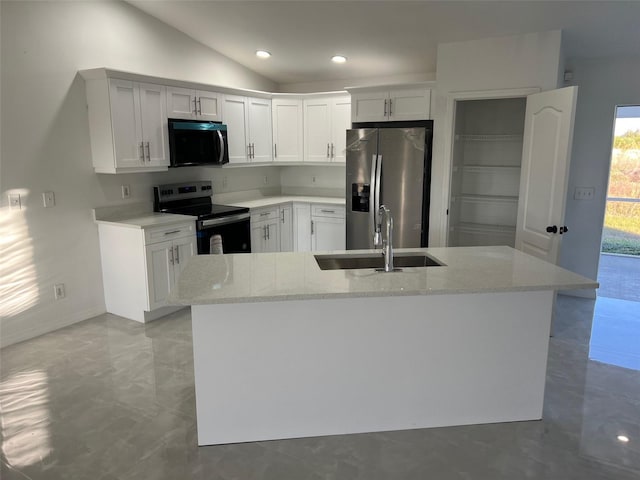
[223, 95, 273, 164]
[84, 76, 169, 173]
[350, 86, 432, 122]
[166, 87, 222, 121]
[304, 95, 351, 163]
[272, 98, 304, 163]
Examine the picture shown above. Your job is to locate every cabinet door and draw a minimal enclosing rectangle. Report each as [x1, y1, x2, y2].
[304, 99, 331, 162]
[388, 87, 431, 121]
[331, 96, 351, 163]
[173, 236, 197, 277]
[109, 79, 144, 168]
[279, 205, 293, 252]
[197, 90, 222, 121]
[145, 240, 174, 311]
[312, 216, 346, 251]
[351, 91, 388, 123]
[272, 99, 303, 162]
[264, 219, 280, 252]
[251, 222, 266, 253]
[139, 83, 169, 167]
[248, 97, 273, 162]
[293, 203, 311, 252]
[167, 86, 196, 119]
[223, 95, 249, 163]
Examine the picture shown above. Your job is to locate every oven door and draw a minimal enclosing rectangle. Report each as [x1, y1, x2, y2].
[197, 213, 251, 254]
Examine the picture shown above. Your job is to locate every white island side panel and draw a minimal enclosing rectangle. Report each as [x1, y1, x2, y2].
[191, 290, 553, 446]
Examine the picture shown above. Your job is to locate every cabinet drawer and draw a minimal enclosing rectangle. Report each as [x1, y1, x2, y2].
[311, 204, 344, 218]
[251, 207, 279, 223]
[144, 222, 195, 245]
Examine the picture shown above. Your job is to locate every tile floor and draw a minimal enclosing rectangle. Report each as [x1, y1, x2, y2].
[1, 295, 639, 480]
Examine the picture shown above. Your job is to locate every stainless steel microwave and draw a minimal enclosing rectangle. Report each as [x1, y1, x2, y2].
[168, 119, 229, 167]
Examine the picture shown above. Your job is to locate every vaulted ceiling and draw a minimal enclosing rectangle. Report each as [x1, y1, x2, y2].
[128, 1, 640, 85]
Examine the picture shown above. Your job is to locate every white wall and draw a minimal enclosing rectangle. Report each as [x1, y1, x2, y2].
[280, 72, 435, 94]
[430, 31, 563, 246]
[0, 0, 276, 347]
[559, 56, 640, 290]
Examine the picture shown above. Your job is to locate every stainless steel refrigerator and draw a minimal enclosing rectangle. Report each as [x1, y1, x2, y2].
[346, 123, 433, 249]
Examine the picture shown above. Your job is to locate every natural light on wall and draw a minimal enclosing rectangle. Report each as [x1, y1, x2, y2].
[0, 192, 41, 318]
[0, 370, 52, 468]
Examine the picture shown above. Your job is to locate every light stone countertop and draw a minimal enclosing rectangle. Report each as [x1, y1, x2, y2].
[169, 246, 598, 305]
[94, 211, 197, 229]
[226, 196, 345, 210]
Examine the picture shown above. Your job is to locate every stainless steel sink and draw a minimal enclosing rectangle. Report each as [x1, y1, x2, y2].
[314, 252, 444, 271]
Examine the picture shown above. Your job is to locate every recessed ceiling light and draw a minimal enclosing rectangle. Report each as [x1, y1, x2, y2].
[256, 50, 271, 59]
[331, 55, 347, 64]
[617, 435, 630, 443]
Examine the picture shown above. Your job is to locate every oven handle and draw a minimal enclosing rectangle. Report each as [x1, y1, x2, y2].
[198, 212, 250, 229]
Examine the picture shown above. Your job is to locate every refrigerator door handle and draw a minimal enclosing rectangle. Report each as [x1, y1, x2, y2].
[369, 154, 378, 235]
[374, 154, 383, 228]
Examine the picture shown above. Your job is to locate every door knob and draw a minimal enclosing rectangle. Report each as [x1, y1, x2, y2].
[559, 226, 568, 234]
[546, 225, 558, 234]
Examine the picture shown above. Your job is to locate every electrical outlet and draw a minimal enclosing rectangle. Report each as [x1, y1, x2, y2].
[574, 187, 595, 200]
[54, 283, 65, 300]
[263, 175, 268, 185]
[9, 193, 21, 209]
[222, 176, 228, 188]
[121, 185, 131, 199]
[43, 191, 56, 208]
[312, 176, 316, 184]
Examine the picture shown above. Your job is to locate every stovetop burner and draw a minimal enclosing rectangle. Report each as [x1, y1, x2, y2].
[161, 203, 249, 219]
[153, 181, 249, 220]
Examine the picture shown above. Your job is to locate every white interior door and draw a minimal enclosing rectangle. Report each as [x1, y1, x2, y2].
[515, 86, 578, 264]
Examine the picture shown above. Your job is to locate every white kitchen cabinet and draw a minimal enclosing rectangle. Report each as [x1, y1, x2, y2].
[250, 207, 280, 253]
[166, 86, 222, 121]
[303, 95, 351, 163]
[279, 204, 294, 252]
[97, 220, 196, 322]
[293, 203, 312, 252]
[84, 77, 169, 173]
[223, 95, 273, 164]
[272, 98, 304, 162]
[350, 86, 431, 122]
[311, 204, 345, 251]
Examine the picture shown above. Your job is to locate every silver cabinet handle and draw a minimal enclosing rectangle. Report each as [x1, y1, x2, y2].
[260, 212, 270, 217]
[331, 143, 334, 159]
[389, 99, 393, 116]
[383, 99, 387, 116]
[248, 144, 251, 159]
[197, 98, 202, 115]
[193, 97, 198, 116]
[169, 246, 174, 265]
[144, 142, 150, 162]
[175, 245, 180, 264]
[311, 220, 314, 235]
[164, 230, 180, 235]
[139, 142, 145, 162]
[252, 143, 255, 159]
[263, 225, 267, 240]
[274, 143, 277, 158]
[266, 224, 270, 240]
[281, 210, 285, 223]
[321, 209, 335, 214]
[327, 143, 330, 158]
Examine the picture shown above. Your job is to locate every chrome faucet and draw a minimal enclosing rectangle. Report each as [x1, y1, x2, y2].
[377, 205, 394, 272]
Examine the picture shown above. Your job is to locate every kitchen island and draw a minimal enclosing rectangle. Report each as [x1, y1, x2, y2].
[169, 246, 597, 446]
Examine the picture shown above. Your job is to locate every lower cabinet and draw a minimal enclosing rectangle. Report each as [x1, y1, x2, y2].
[250, 207, 280, 253]
[250, 202, 345, 253]
[311, 204, 346, 251]
[97, 221, 196, 322]
[145, 236, 197, 311]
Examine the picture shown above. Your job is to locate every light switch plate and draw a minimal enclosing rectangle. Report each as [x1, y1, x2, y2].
[43, 191, 56, 207]
[121, 185, 131, 199]
[9, 193, 21, 209]
[574, 187, 595, 200]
